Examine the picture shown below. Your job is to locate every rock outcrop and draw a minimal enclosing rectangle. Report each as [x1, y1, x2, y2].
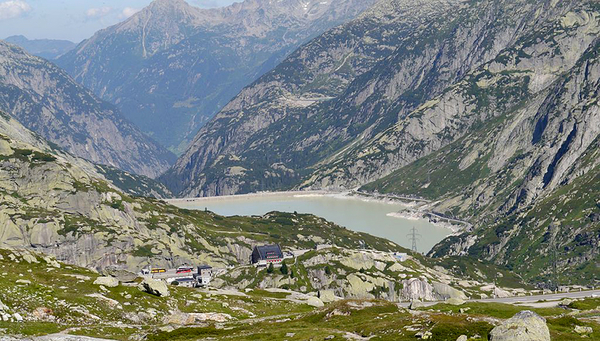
[138, 279, 170, 297]
[489, 310, 551, 341]
[93, 277, 119, 288]
[103, 267, 138, 283]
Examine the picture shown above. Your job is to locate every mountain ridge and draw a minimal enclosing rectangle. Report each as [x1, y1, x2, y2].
[4, 35, 75, 59]
[57, 0, 377, 153]
[161, 0, 600, 283]
[0, 40, 175, 178]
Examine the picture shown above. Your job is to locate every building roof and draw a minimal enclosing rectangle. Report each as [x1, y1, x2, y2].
[254, 244, 284, 260]
[175, 278, 195, 282]
[198, 265, 212, 270]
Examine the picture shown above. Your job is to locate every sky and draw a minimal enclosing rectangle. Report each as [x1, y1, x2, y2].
[0, 0, 239, 43]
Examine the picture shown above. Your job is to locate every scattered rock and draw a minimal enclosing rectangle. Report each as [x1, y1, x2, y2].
[574, 325, 593, 334]
[446, 297, 465, 306]
[325, 309, 351, 319]
[456, 335, 468, 341]
[559, 298, 574, 307]
[319, 290, 339, 303]
[459, 307, 471, 314]
[325, 336, 335, 340]
[165, 312, 232, 325]
[433, 282, 467, 300]
[63, 274, 91, 281]
[16, 279, 31, 285]
[93, 276, 119, 288]
[86, 294, 121, 309]
[416, 330, 432, 339]
[409, 300, 426, 310]
[22, 253, 39, 264]
[104, 266, 138, 283]
[489, 310, 550, 341]
[35, 334, 120, 340]
[32, 307, 55, 321]
[493, 287, 512, 298]
[43, 256, 61, 268]
[306, 296, 324, 308]
[138, 278, 170, 297]
[13, 313, 23, 322]
[165, 312, 195, 325]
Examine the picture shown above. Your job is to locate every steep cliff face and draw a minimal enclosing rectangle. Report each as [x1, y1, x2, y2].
[0, 41, 175, 178]
[57, 0, 376, 152]
[162, 0, 464, 195]
[164, 0, 586, 197]
[361, 8, 600, 282]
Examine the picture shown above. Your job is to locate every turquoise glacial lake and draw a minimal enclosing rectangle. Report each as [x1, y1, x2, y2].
[170, 192, 451, 253]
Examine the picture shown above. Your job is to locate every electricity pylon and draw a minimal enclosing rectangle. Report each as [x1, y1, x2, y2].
[407, 226, 421, 253]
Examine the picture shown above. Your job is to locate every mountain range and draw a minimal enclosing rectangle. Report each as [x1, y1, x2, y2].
[4, 35, 76, 60]
[162, 0, 600, 283]
[0, 40, 175, 178]
[56, 0, 377, 153]
[1, 0, 598, 286]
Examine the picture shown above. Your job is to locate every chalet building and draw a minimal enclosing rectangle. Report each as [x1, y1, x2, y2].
[251, 244, 284, 266]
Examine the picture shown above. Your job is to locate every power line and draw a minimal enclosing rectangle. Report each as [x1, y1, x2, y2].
[407, 226, 422, 253]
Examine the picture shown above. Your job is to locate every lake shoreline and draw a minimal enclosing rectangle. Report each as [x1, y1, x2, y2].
[166, 189, 466, 234]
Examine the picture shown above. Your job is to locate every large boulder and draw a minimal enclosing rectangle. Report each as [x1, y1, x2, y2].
[489, 310, 550, 341]
[306, 297, 324, 308]
[433, 282, 467, 300]
[401, 278, 436, 301]
[104, 266, 138, 283]
[446, 297, 466, 306]
[409, 300, 426, 310]
[319, 290, 340, 303]
[493, 287, 512, 298]
[93, 276, 119, 288]
[138, 279, 170, 297]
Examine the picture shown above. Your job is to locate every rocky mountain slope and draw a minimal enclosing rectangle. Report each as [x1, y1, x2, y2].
[0, 40, 175, 178]
[56, 0, 377, 153]
[359, 6, 600, 284]
[163, 0, 570, 196]
[4, 35, 75, 60]
[0, 111, 529, 309]
[162, 0, 600, 284]
[0, 111, 406, 273]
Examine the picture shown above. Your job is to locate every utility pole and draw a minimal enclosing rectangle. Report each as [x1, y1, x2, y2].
[407, 226, 421, 253]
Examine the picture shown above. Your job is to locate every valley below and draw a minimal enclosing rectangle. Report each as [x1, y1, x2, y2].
[1, 0, 600, 339]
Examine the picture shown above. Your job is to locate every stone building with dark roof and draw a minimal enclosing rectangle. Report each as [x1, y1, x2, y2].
[251, 244, 284, 266]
